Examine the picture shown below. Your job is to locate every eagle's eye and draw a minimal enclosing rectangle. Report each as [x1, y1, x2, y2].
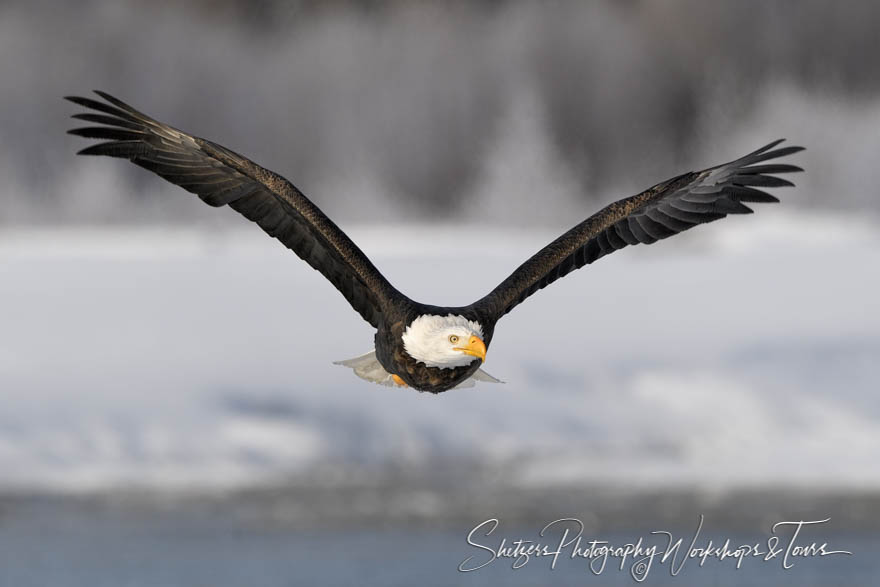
[448, 335, 460, 344]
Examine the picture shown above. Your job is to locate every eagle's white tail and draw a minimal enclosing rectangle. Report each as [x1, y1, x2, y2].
[334, 350, 503, 389]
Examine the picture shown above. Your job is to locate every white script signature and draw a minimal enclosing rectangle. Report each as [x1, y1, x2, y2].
[459, 516, 852, 580]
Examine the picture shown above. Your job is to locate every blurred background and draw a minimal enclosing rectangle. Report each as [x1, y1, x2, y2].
[1, 0, 879, 585]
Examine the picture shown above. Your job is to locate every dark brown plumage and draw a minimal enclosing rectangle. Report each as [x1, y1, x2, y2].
[67, 91, 400, 328]
[66, 91, 803, 393]
[469, 140, 803, 320]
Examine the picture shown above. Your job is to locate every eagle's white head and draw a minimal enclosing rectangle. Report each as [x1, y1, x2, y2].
[402, 314, 486, 369]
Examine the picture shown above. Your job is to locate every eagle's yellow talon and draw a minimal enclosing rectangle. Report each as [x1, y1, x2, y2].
[392, 374, 408, 387]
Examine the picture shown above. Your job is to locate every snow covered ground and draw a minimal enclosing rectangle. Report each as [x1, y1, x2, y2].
[0, 210, 878, 492]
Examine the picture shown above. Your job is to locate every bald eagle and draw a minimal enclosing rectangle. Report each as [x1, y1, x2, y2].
[66, 91, 803, 393]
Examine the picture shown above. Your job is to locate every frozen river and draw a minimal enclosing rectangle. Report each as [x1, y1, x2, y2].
[0, 210, 878, 492]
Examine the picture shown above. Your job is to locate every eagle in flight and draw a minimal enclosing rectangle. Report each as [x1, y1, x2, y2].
[66, 91, 803, 393]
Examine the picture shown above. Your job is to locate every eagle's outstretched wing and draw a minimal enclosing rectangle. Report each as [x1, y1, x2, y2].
[66, 91, 401, 327]
[471, 140, 803, 321]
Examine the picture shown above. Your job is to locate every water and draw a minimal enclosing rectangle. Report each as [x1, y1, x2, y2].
[0, 497, 875, 587]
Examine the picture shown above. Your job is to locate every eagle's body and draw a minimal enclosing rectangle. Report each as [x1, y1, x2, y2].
[66, 91, 803, 393]
[374, 309, 494, 393]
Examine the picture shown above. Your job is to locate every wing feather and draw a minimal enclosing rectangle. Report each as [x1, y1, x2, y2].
[66, 91, 402, 327]
[472, 140, 803, 320]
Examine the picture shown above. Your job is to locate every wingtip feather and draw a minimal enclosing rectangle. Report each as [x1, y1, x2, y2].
[93, 89, 115, 102]
[75, 145, 102, 156]
[64, 95, 91, 106]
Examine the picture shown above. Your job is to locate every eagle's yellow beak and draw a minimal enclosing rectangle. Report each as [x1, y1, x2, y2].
[454, 335, 487, 362]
